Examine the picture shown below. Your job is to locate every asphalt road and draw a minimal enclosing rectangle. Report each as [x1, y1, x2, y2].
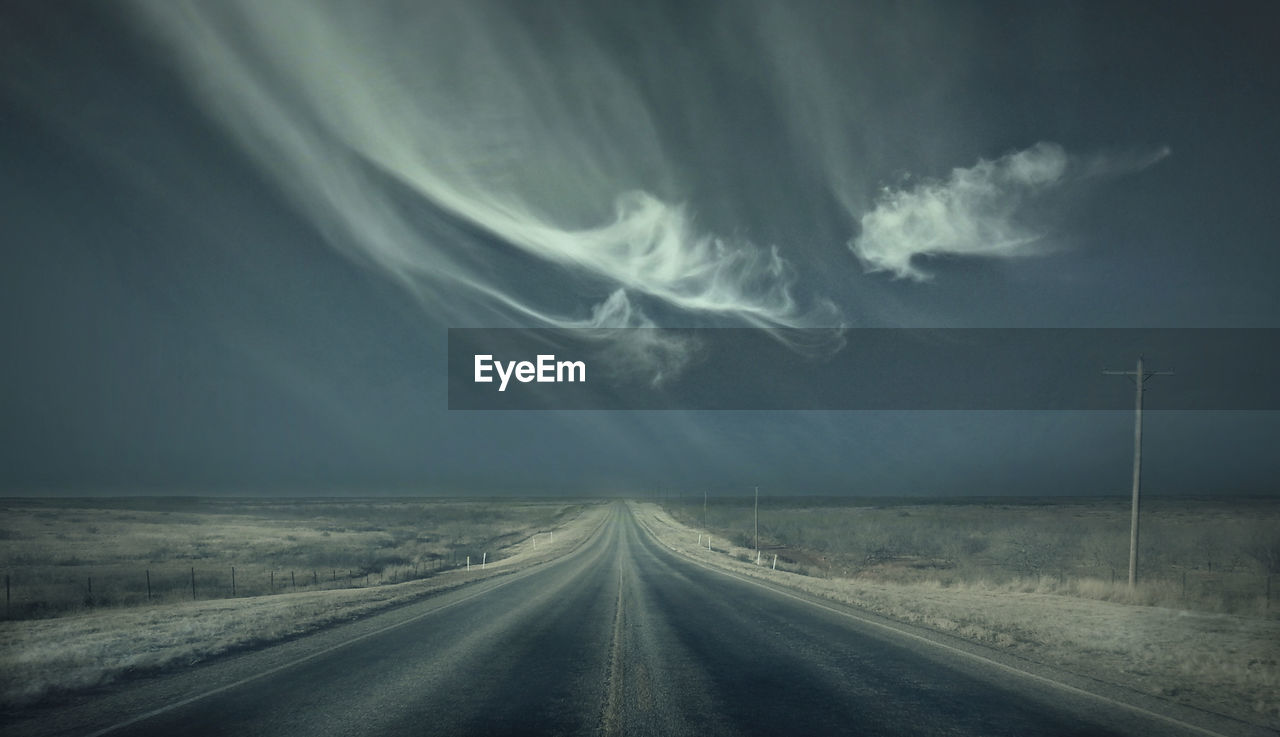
[3, 503, 1260, 737]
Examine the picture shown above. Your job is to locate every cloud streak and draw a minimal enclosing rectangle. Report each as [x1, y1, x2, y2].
[124, 0, 1171, 357]
[850, 142, 1068, 280]
[850, 142, 1168, 281]
[126, 0, 836, 343]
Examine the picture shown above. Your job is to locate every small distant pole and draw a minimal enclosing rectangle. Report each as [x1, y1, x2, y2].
[466, 556, 470, 571]
[231, 567, 236, 597]
[270, 570, 274, 592]
[190, 567, 196, 600]
[1103, 356, 1173, 588]
[754, 486, 760, 562]
[482, 552, 487, 569]
[703, 489, 708, 532]
[773, 554, 777, 570]
[146, 569, 151, 602]
[5, 573, 9, 617]
[291, 571, 296, 590]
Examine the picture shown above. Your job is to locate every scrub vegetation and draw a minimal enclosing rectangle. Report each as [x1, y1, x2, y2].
[660, 495, 1280, 615]
[0, 498, 607, 706]
[0, 497, 586, 619]
[639, 500, 1280, 730]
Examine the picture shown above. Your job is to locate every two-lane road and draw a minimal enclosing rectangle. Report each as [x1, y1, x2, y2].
[4, 504, 1256, 737]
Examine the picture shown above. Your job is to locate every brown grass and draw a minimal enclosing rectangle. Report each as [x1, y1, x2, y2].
[0, 497, 585, 618]
[635, 501, 1280, 731]
[0, 501, 608, 707]
[661, 495, 1280, 616]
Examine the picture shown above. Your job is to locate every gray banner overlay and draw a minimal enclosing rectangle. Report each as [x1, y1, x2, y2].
[448, 328, 1279, 410]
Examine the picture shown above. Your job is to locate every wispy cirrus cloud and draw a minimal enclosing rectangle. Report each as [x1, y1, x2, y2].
[850, 142, 1169, 281]
[126, 0, 837, 339]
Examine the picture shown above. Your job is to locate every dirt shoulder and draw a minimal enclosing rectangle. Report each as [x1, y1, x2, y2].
[0, 504, 610, 708]
[630, 502, 1280, 733]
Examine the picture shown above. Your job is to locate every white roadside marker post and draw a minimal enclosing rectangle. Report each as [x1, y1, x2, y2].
[482, 552, 487, 569]
[466, 556, 470, 571]
[773, 554, 777, 570]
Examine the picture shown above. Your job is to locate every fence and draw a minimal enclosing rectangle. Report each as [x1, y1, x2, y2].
[2, 552, 498, 620]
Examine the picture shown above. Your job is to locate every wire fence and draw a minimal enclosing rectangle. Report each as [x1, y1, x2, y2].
[2, 552, 500, 620]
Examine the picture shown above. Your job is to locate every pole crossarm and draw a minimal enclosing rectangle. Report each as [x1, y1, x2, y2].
[1102, 369, 1175, 379]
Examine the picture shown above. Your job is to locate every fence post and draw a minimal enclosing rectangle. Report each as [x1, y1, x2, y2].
[313, 570, 318, 585]
[191, 567, 196, 600]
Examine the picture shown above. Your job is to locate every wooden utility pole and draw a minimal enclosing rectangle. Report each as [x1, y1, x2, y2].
[1103, 356, 1173, 588]
[703, 490, 708, 531]
[754, 486, 760, 563]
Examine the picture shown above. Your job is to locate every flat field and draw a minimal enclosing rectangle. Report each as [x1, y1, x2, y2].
[638, 500, 1280, 730]
[0, 497, 605, 706]
[662, 495, 1280, 615]
[0, 497, 586, 619]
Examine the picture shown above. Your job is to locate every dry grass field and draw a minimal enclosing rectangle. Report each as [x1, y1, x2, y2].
[0, 498, 608, 706]
[660, 495, 1280, 616]
[639, 499, 1280, 729]
[0, 497, 587, 619]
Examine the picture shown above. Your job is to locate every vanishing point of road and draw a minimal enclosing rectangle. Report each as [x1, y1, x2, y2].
[3, 504, 1265, 737]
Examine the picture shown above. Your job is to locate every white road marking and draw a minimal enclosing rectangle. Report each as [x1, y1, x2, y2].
[632, 510, 1238, 737]
[84, 512, 612, 737]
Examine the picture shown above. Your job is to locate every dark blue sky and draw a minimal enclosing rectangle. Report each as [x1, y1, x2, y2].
[2, 1, 1278, 496]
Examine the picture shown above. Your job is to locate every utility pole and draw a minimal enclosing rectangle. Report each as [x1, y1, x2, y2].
[1103, 356, 1173, 588]
[703, 489, 708, 531]
[754, 486, 760, 562]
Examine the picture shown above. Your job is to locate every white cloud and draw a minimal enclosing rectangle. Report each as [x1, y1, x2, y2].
[127, 0, 837, 339]
[850, 142, 1070, 281]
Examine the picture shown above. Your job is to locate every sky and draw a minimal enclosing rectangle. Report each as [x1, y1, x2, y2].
[2, 0, 1278, 496]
